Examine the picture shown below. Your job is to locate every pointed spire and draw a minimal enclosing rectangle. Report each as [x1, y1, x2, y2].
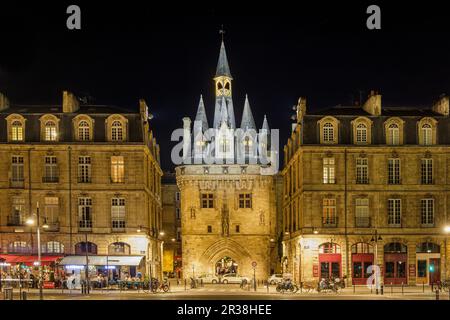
[194, 95, 209, 131]
[262, 115, 270, 131]
[220, 96, 228, 125]
[240, 94, 256, 130]
[215, 41, 233, 79]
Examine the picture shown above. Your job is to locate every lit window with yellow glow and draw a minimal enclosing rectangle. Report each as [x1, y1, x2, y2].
[11, 121, 23, 141]
[111, 156, 124, 183]
[45, 121, 57, 141]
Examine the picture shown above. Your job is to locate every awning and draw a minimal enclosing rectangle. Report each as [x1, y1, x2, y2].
[59, 255, 144, 267]
[0, 255, 63, 266]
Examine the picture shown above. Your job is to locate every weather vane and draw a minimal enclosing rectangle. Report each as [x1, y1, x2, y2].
[219, 25, 225, 41]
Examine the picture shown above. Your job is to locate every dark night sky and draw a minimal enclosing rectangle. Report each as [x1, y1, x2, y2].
[1, 2, 450, 171]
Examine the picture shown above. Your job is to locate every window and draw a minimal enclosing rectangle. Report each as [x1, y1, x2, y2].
[176, 227, 181, 241]
[108, 242, 130, 255]
[388, 199, 401, 227]
[75, 242, 97, 255]
[323, 157, 335, 184]
[235, 225, 240, 233]
[11, 121, 24, 141]
[421, 159, 433, 184]
[175, 208, 181, 220]
[388, 159, 400, 184]
[78, 120, 90, 141]
[44, 197, 59, 224]
[111, 121, 123, 141]
[175, 192, 180, 202]
[207, 225, 212, 233]
[356, 158, 368, 184]
[78, 156, 91, 183]
[421, 198, 434, 226]
[11, 156, 24, 182]
[416, 242, 440, 253]
[111, 156, 124, 183]
[322, 199, 337, 226]
[421, 124, 432, 146]
[201, 193, 214, 208]
[387, 123, 400, 145]
[78, 197, 93, 230]
[384, 242, 407, 253]
[243, 136, 253, 154]
[319, 242, 341, 254]
[42, 241, 64, 254]
[44, 156, 58, 183]
[323, 122, 334, 143]
[356, 123, 367, 143]
[355, 198, 370, 227]
[8, 241, 29, 254]
[351, 243, 374, 254]
[44, 121, 57, 141]
[111, 198, 126, 231]
[417, 260, 427, 278]
[9, 197, 25, 225]
[238, 193, 252, 208]
[220, 137, 231, 153]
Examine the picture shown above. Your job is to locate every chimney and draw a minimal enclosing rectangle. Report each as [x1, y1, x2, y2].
[432, 95, 449, 116]
[62, 91, 80, 113]
[362, 90, 381, 116]
[0, 92, 10, 111]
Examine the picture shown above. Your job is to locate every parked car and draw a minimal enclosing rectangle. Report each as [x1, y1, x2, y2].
[196, 274, 220, 284]
[268, 274, 283, 285]
[221, 273, 250, 284]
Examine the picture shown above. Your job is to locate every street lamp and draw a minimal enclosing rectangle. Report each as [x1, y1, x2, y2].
[370, 230, 383, 294]
[25, 202, 49, 300]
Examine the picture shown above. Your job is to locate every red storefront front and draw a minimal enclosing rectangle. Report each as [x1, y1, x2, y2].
[351, 243, 374, 285]
[384, 243, 408, 285]
[318, 243, 341, 279]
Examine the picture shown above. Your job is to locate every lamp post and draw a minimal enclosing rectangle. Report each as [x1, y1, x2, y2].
[443, 225, 450, 280]
[26, 202, 49, 300]
[370, 230, 383, 294]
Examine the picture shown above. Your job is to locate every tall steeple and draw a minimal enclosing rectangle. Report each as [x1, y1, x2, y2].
[262, 115, 270, 132]
[194, 95, 209, 132]
[240, 94, 256, 130]
[213, 36, 236, 129]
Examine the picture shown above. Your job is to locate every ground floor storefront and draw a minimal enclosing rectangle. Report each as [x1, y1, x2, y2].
[283, 234, 450, 286]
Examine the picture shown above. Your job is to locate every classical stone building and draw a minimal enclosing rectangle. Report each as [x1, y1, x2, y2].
[0, 91, 163, 278]
[176, 40, 279, 280]
[162, 172, 182, 278]
[282, 92, 450, 286]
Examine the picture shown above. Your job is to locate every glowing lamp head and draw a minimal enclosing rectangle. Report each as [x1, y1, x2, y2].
[25, 218, 35, 226]
[444, 225, 450, 234]
[159, 231, 165, 236]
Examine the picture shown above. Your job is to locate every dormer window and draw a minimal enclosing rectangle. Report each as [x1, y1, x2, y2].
[418, 118, 437, 146]
[385, 117, 404, 145]
[388, 124, 399, 145]
[356, 123, 367, 143]
[421, 124, 432, 145]
[318, 116, 339, 144]
[106, 114, 128, 142]
[11, 121, 23, 141]
[111, 120, 123, 141]
[78, 121, 90, 141]
[323, 123, 334, 143]
[45, 121, 57, 141]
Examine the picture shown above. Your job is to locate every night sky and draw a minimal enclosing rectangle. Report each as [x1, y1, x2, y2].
[1, 2, 450, 171]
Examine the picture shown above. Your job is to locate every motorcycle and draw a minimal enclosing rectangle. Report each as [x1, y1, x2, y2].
[276, 279, 299, 293]
[317, 277, 339, 293]
[332, 275, 347, 289]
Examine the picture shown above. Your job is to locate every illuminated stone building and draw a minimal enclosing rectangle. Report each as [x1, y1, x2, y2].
[0, 91, 163, 278]
[176, 41, 279, 280]
[282, 92, 450, 286]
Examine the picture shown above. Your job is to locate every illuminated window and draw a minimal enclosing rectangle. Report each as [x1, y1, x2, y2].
[323, 122, 334, 143]
[322, 198, 337, 226]
[11, 121, 23, 141]
[108, 242, 130, 255]
[111, 121, 123, 141]
[44, 197, 59, 224]
[42, 241, 64, 254]
[323, 157, 335, 184]
[356, 123, 367, 143]
[8, 241, 29, 254]
[44, 121, 57, 141]
[78, 120, 90, 141]
[111, 156, 124, 183]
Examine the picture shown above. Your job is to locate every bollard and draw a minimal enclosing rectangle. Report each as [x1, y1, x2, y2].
[401, 282, 404, 295]
[391, 282, 393, 294]
[21, 291, 27, 300]
[435, 288, 439, 300]
[381, 284, 384, 295]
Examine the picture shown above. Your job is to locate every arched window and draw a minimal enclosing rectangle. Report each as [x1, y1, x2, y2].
[384, 242, 407, 253]
[351, 242, 374, 254]
[42, 241, 64, 254]
[45, 121, 57, 141]
[75, 241, 97, 255]
[11, 121, 23, 141]
[108, 242, 131, 255]
[323, 122, 334, 143]
[416, 242, 440, 253]
[387, 123, 400, 145]
[319, 242, 341, 254]
[111, 120, 123, 141]
[78, 120, 90, 141]
[356, 123, 367, 143]
[421, 124, 432, 146]
[243, 136, 253, 155]
[8, 241, 29, 254]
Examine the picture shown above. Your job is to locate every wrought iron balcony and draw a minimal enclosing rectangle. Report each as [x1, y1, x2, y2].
[322, 216, 338, 227]
[9, 179, 25, 188]
[7, 215, 24, 226]
[355, 216, 371, 228]
[42, 176, 59, 183]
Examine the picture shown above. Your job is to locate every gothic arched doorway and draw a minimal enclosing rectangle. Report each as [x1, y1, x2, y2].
[215, 256, 238, 276]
